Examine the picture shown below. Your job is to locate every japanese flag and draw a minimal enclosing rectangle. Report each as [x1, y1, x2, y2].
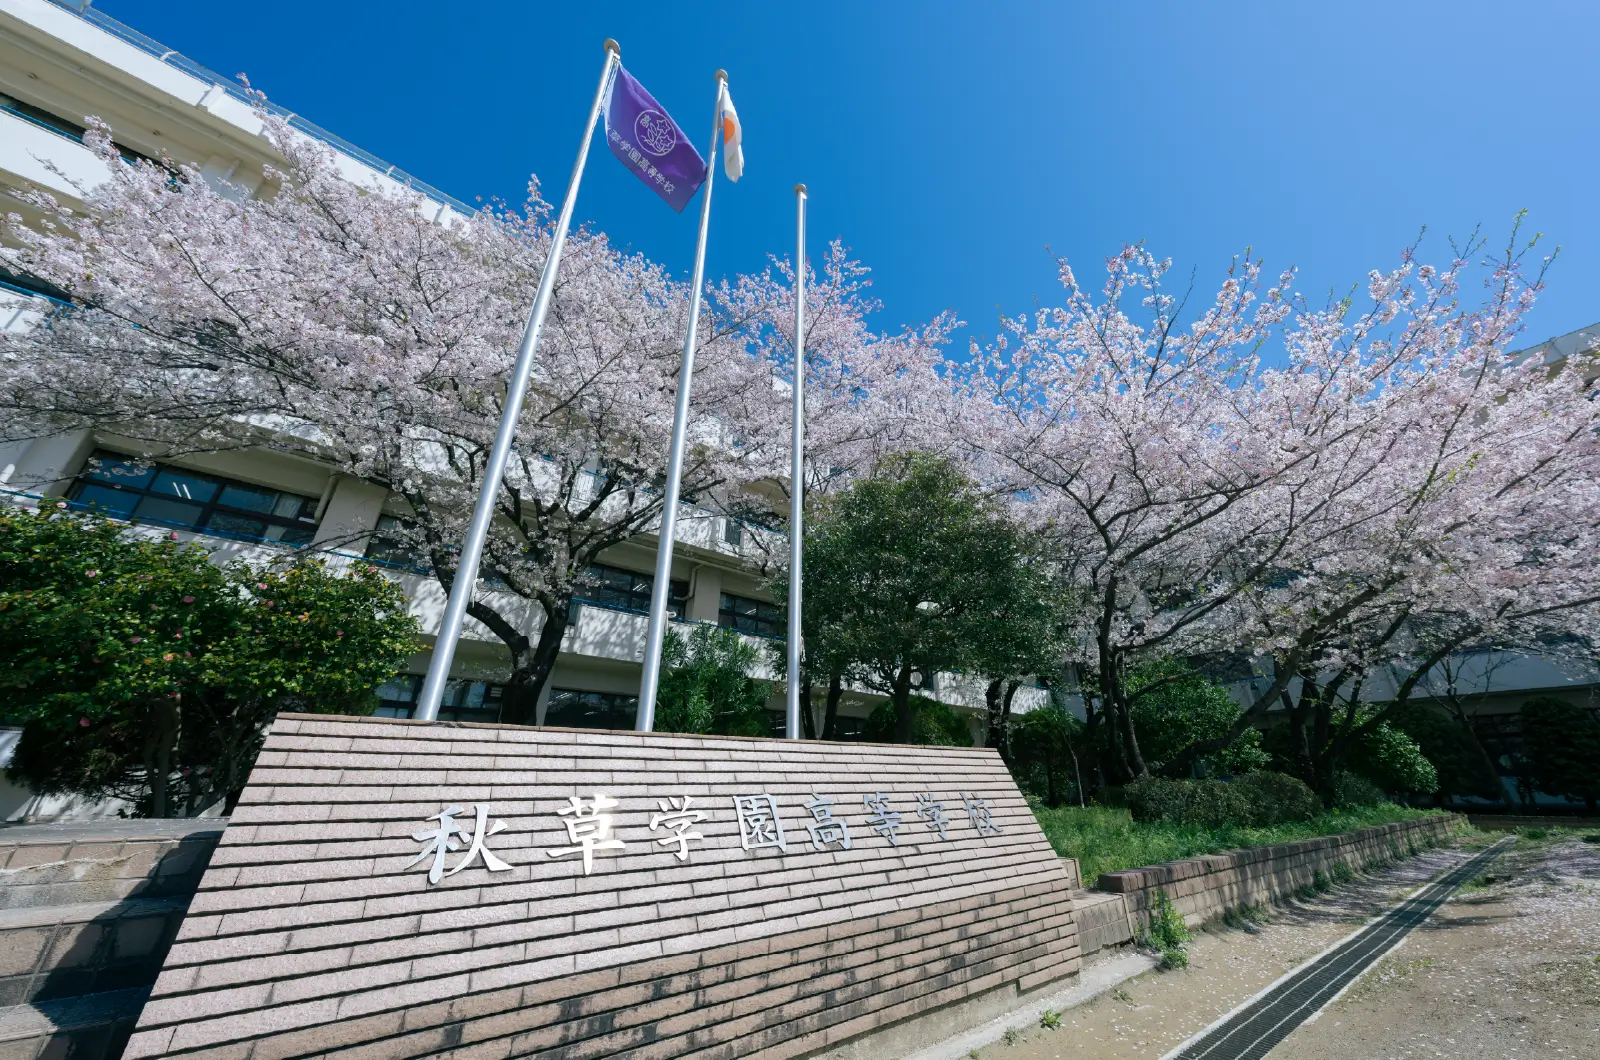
[722, 90, 744, 182]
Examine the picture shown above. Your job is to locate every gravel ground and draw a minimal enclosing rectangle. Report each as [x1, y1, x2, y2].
[963, 843, 1479, 1060]
[1271, 832, 1600, 1060]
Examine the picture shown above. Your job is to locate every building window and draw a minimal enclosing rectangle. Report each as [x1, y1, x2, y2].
[719, 592, 783, 638]
[366, 514, 426, 570]
[375, 674, 504, 724]
[68, 450, 320, 545]
[0, 91, 154, 166]
[723, 519, 744, 547]
[831, 716, 868, 741]
[545, 688, 638, 730]
[577, 563, 688, 617]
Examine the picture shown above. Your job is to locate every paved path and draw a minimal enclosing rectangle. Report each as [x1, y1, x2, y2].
[953, 843, 1482, 1059]
[1269, 833, 1600, 1060]
[1162, 839, 1512, 1060]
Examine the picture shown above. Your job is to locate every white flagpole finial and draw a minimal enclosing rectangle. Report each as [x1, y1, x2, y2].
[714, 69, 728, 83]
[795, 184, 807, 196]
[603, 39, 620, 56]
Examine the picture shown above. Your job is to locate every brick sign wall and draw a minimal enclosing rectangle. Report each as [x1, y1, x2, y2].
[125, 714, 1080, 1060]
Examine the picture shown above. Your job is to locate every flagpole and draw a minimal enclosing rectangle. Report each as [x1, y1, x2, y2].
[635, 71, 727, 732]
[785, 184, 807, 740]
[414, 40, 621, 724]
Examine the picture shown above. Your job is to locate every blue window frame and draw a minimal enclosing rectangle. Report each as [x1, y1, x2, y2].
[375, 675, 505, 724]
[578, 563, 688, 617]
[544, 688, 638, 731]
[718, 592, 783, 638]
[68, 450, 321, 545]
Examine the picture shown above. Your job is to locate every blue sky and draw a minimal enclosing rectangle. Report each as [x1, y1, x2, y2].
[96, 1, 1600, 354]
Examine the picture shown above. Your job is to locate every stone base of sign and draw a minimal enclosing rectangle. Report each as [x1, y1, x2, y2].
[805, 969, 1077, 1060]
[125, 714, 1081, 1060]
[895, 949, 1160, 1060]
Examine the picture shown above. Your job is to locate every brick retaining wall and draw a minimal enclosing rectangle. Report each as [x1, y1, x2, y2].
[1095, 814, 1461, 931]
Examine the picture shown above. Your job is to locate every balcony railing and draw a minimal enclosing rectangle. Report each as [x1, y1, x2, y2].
[42, 0, 476, 218]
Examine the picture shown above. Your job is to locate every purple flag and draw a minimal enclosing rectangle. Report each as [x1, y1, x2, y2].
[604, 66, 707, 214]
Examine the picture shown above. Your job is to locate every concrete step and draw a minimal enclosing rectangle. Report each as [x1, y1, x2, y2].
[0, 896, 190, 1007]
[0, 988, 148, 1060]
[0, 820, 223, 911]
[0, 820, 225, 1060]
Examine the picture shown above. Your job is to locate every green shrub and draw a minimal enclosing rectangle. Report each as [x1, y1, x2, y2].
[656, 626, 771, 737]
[1331, 861, 1355, 884]
[1126, 659, 1271, 776]
[1351, 723, 1440, 794]
[1230, 771, 1320, 824]
[1126, 772, 1316, 828]
[1334, 771, 1386, 808]
[1093, 785, 1129, 808]
[1126, 777, 1250, 827]
[863, 694, 974, 746]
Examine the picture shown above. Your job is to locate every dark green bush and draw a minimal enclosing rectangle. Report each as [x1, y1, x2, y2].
[863, 695, 974, 746]
[1093, 785, 1129, 809]
[1126, 772, 1317, 828]
[1126, 776, 1251, 827]
[1230, 771, 1320, 824]
[1333, 771, 1386, 808]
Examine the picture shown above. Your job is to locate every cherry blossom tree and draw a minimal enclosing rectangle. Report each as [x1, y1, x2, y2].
[712, 243, 962, 549]
[0, 110, 967, 720]
[0, 115, 792, 716]
[959, 225, 1598, 784]
[1187, 226, 1600, 798]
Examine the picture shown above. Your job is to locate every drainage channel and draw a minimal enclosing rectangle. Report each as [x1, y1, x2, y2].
[1163, 836, 1514, 1060]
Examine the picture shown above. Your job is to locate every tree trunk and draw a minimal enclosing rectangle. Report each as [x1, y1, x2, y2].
[822, 671, 844, 740]
[494, 599, 565, 726]
[1069, 741, 1086, 807]
[1286, 689, 1317, 794]
[891, 663, 915, 743]
[1112, 685, 1147, 781]
[984, 679, 1005, 752]
[1309, 686, 1339, 806]
[800, 675, 817, 740]
[1000, 680, 1020, 762]
[143, 695, 181, 819]
[1083, 693, 1110, 791]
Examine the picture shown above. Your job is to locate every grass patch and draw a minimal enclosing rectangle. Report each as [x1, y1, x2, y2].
[1224, 902, 1271, 929]
[1034, 803, 1450, 883]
